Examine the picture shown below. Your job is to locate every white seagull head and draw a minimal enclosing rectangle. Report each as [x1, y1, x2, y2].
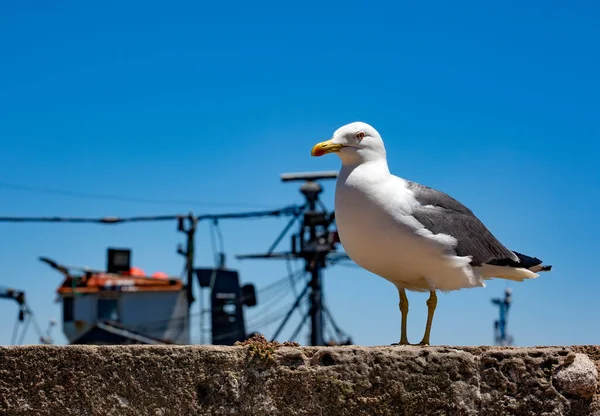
[311, 121, 386, 165]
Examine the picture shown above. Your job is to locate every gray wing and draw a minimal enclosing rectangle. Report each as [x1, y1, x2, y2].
[406, 181, 518, 266]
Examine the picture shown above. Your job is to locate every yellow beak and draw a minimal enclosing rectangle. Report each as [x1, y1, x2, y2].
[311, 139, 345, 157]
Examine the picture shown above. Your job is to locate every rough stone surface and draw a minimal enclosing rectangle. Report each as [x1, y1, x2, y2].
[555, 353, 599, 400]
[0, 344, 599, 415]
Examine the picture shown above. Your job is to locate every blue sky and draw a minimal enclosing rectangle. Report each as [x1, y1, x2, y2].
[1, 0, 599, 347]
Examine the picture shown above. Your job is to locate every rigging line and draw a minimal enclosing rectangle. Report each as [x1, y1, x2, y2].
[208, 221, 219, 267]
[330, 262, 361, 269]
[245, 301, 300, 328]
[322, 301, 345, 339]
[288, 309, 310, 343]
[322, 302, 338, 343]
[213, 220, 225, 255]
[0, 180, 271, 209]
[0, 215, 181, 223]
[255, 269, 304, 296]
[270, 282, 311, 341]
[250, 273, 303, 312]
[0, 205, 304, 224]
[255, 275, 292, 296]
[265, 207, 305, 255]
[17, 315, 31, 345]
[286, 259, 305, 314]
[254, 280, 294, 308]
[265, 268, 303, 293]
[326, 321, 339, 344]
[245, 300, 296, 327]
[247, 301, 300, 326]
[11, 314, 20, 345]
[196, 207, 302, 221]
[25, 305, 45, 340]
[316, 199, 329, 213]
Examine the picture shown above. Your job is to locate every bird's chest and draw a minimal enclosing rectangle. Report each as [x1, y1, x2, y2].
[333, 177, 421, 271]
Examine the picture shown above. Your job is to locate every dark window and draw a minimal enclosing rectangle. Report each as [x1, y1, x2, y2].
[63, 297, 74, 322]
[97, 298, 119, 322]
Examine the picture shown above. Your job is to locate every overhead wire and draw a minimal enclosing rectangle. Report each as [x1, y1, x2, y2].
[254, 269, 303, 298]
[214, 220, 225, 255]
[26, 305, 45, 342]
[243, 271, 302, 332]
[245, 300, 303, 335]
[329, 260, 360, 268]
[0, 205, 304, 224]
[0, 180, 271, 209]
[208, 221, 220, 267]
[288, 309, 310, 343]
[286, 258, 306, 315]
[16, 316, 31, 345]
[11, 314, 20, 345]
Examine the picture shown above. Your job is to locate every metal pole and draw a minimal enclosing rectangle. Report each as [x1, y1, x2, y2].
[186, 214, 197, 307]
[304, 182, 325, 346]
[309, 263, 324, 346]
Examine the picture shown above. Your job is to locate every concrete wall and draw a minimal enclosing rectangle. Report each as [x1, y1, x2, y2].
[1, 342, 599, 415]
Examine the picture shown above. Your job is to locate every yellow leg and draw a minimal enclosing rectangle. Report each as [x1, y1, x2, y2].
[418, 290, 437, 346]
[399, 288, 410, 345]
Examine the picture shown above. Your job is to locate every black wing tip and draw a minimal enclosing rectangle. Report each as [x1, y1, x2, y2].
[488, 250, 552, 272]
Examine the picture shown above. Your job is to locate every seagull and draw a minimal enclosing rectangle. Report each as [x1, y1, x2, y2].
[311, 121, 551, 346]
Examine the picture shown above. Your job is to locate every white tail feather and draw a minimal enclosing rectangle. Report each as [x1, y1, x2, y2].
[476, 264, 539, 282]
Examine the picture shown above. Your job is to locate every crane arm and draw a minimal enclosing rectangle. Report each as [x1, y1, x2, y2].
[0, 287, 25, 305]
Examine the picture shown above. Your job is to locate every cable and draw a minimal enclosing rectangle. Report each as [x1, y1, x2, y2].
[323, 301, 346, 340]
[254, 270, 302, 298]
[0, 215, 181, 223]
[286, 259, 305, 315]
[208, 221, 219, 267]
[214, 220, 225, 255]
[265, 210, 304, 255]
[25, 306, 45, 341]
[17, 315, 31, 345]
[246, 279, 295, 319]
[288, 309, 309, 342]
[329, 261, 360, 269]
[11, 314, 20, 345]
[0, 205, 304, 225]
[0, 180, 271, 208]
[207, 219, 225, 267]
[245, 302, 300, 332]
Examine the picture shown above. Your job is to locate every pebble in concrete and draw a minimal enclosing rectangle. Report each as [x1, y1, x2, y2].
[554, 353, 598, 399]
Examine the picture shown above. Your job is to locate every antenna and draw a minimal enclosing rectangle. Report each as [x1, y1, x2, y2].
[236, 171, 352, 346]
[491, 288, 513, 346]
[280, 171, 338, 182]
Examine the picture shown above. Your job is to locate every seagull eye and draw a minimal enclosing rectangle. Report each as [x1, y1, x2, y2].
[356, 131, 365, 140]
